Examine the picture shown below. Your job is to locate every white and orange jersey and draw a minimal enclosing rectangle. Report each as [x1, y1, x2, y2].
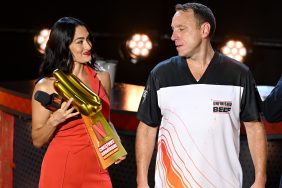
[137, 51, 261, 188]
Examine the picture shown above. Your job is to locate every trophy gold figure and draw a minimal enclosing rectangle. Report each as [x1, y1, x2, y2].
[53, 69, 127, 169]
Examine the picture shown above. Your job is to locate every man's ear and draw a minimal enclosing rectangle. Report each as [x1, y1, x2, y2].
[201, 22, 211, 38]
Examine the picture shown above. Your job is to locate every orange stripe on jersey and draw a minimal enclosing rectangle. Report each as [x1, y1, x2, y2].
[161, 141, 188, 188]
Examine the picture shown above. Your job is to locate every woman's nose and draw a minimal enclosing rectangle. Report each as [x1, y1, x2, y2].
[85, 40, 92, 49]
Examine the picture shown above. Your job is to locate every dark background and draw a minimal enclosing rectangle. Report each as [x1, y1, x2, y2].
[0, 0, 281, 86]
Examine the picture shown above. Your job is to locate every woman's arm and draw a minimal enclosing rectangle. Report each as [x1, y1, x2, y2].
[31, 79, 79, 148]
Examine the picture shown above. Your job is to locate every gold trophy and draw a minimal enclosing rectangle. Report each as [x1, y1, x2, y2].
[53, 69, 127, 169]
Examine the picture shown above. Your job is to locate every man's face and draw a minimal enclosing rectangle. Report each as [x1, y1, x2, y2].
[171, 10, 203, 58]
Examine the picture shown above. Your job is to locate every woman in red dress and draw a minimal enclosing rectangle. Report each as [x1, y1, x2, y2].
[31, 17, 124, 188]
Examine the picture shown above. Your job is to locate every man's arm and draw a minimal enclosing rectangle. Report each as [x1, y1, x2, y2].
[262, 75, 282, 122]
[244, 121, 267, 187]
[135, 121, 158, 188]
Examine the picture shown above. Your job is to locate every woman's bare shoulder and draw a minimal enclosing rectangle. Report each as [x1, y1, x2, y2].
[33, 77, 56, 94]
[97, 70, 110, 79]
[96, 70, 111, 96]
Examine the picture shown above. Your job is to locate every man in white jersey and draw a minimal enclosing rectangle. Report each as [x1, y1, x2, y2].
[135, 2, 267, 188]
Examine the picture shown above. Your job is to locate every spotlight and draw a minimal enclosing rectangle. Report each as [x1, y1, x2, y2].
[34, 28, 50, 54]
[221, 39, 247, 62]
[126, 33, 152, 63]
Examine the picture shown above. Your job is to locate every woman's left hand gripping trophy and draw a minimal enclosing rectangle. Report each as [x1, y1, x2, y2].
[53, 69, 127, 169]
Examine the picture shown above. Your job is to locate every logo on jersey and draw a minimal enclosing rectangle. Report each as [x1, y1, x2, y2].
[213, 100, 232, 113]
[141, 87, 148, 104]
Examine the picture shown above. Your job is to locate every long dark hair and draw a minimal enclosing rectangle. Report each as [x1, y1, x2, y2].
[38, 17, 97, 78]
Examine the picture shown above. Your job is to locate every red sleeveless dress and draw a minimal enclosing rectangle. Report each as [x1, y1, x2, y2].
[39, 66, 112, 188]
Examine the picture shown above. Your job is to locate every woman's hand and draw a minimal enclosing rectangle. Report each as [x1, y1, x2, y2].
[114, 155, 126, 164]
[49, 98, 80, 126]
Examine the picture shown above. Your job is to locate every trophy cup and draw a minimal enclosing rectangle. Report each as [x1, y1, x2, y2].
[53, 69, 127, 169]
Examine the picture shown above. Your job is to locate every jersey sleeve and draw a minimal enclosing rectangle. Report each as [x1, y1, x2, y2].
[240, 70, 262, 122]
[136, 71, 161, 127]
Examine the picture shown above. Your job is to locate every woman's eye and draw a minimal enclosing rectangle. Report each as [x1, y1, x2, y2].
[77, 40, 83, 44]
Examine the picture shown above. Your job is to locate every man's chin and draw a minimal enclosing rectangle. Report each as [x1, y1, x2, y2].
[177, 52, 182, 56]
[178, 52, 185, 57]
